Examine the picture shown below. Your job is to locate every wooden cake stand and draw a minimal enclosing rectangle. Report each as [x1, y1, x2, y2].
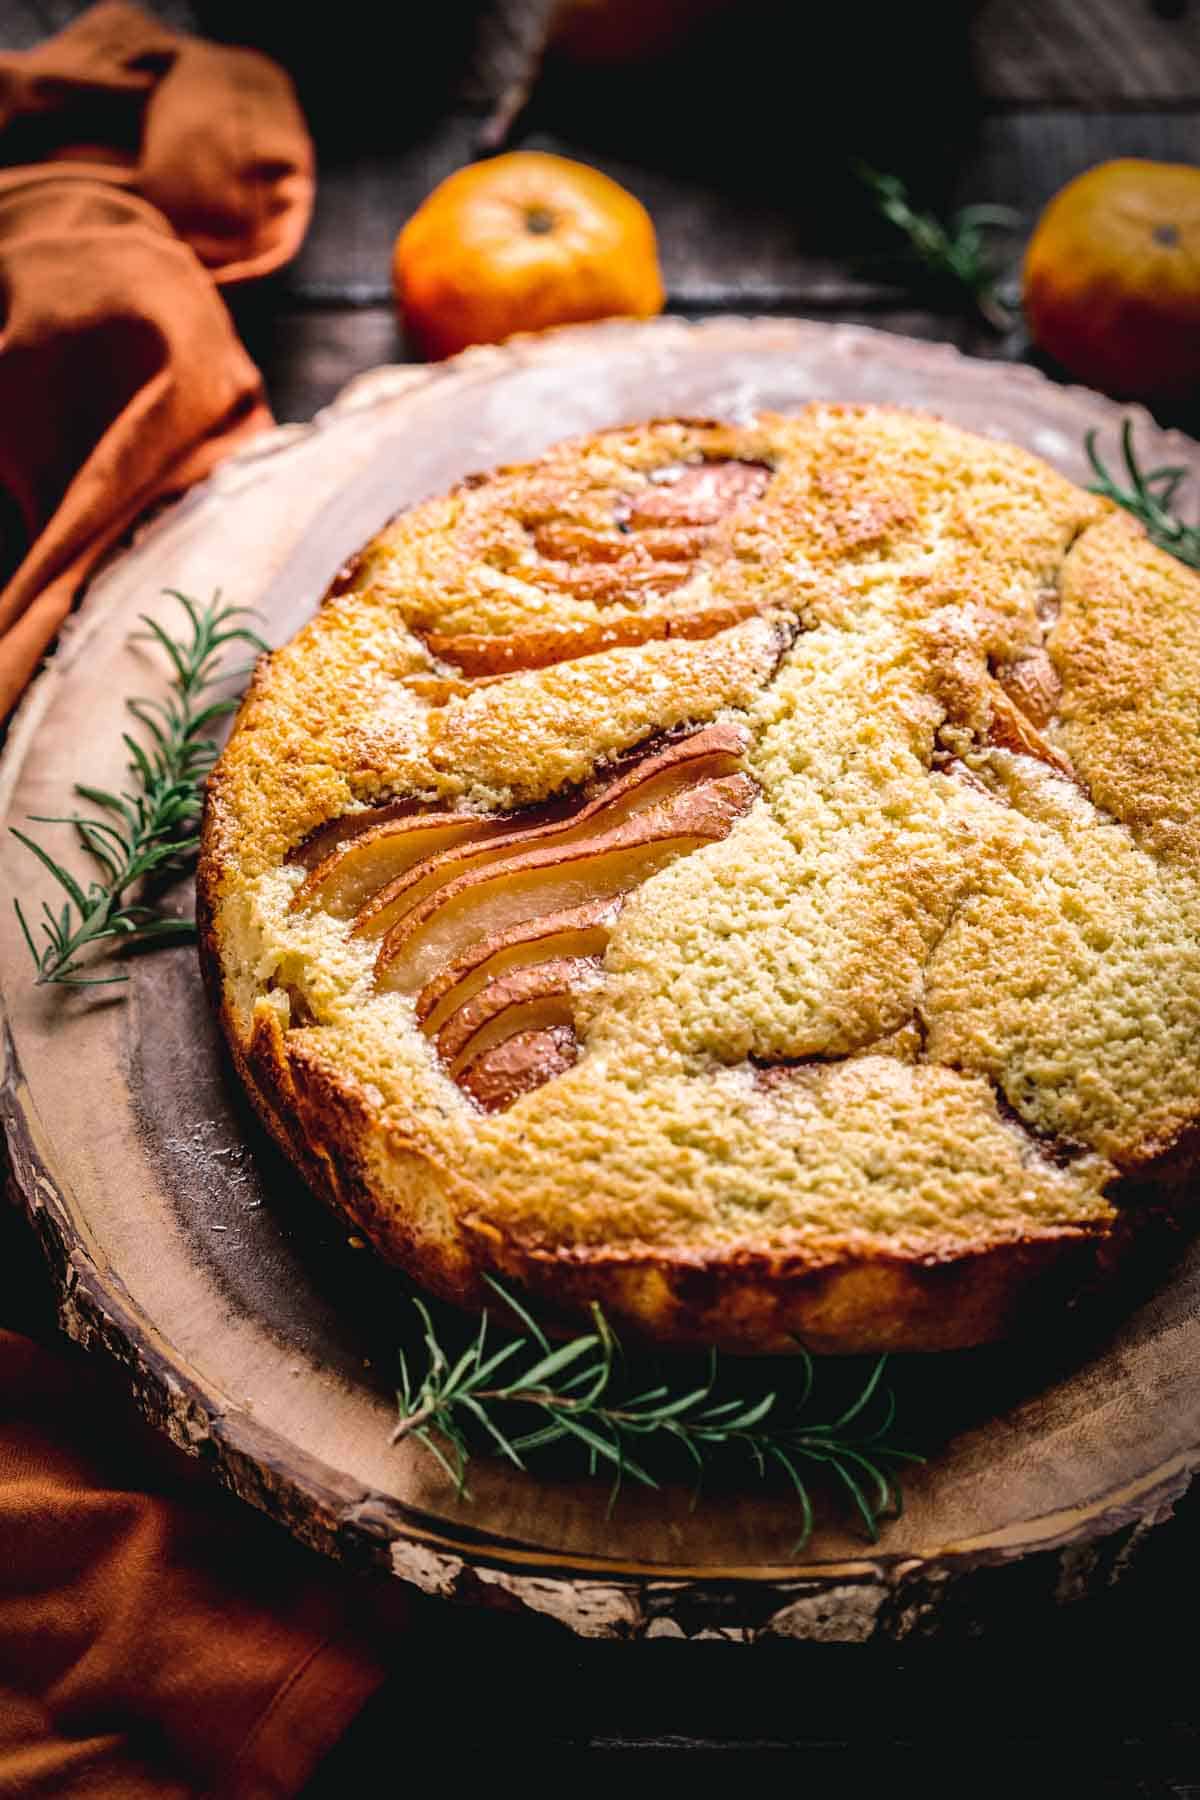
[3, 317, 1199, 1641]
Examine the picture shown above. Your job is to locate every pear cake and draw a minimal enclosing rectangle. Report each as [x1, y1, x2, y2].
[198, 407, 1200, 1353]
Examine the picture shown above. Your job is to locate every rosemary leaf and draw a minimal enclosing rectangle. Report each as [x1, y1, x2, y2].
[858, 163, 1020, 331]
[1085, 420, 1200, 573]
[393, 1282, 921, 1547]
[10, 591, 265, 987]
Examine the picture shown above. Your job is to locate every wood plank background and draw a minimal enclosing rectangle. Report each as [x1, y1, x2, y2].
[8, 1, 1200, 428]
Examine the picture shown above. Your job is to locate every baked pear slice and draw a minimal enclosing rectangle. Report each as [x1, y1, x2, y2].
[529, 557, 694, 602]
[993, 644, 1061, 728]
[424, 597, 777, 677]
[618, 458, 769, 527]
[375, 769, 757, 996]
[289, 799, 422, 870]
[457, 1024, 579, 1113]
[349, 722, 750, 940]
[438, 957, 600, 1072]
[415, 897, 619, 1039]
[517, 459, 772, 606]
[985, 680, 1073, 777]
[291, 809, 523, 919]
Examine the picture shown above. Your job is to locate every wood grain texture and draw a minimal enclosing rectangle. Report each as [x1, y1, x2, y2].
[279, 107, 1200, 308]
[974, 0, 1200, 103]
[6, 0, 1199, 105]
[3, 319, 1200, 1641]
[243, 95, 1200, 437]
[9, 0, 1200, 444]
[230, 302, 974, 425]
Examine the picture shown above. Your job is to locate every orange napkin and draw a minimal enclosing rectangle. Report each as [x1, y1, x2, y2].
[0, 1, 315, 721]
[0, 12, 385, 1792]
[0, 1327, 392, 1799]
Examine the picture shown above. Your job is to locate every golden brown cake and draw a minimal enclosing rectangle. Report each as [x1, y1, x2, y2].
[198, 407, 1200, 1353]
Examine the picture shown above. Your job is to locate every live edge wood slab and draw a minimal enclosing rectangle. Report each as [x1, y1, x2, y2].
[3, 317, 1200, 1643]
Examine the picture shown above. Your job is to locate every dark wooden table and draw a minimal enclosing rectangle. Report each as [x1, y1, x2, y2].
[14, 0, 1197, 426]
[236, 0, 1200, 437]
[5, 0, 1200, 1784]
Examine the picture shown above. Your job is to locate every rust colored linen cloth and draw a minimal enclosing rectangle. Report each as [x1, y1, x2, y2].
[0, 10, 396, 1794]
[0, 1, 315, 720]
[0, 1326, 392, 1798]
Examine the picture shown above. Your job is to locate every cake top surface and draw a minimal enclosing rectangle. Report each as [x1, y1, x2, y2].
[203, 406, 1200, 1273]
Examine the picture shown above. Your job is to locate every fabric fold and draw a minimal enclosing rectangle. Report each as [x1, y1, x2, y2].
[0, 1329, 391, 1799]
[0, 1, 314, 720]
[0, 178, 273, 716]
[0, 14, 374, 1795]
[0, 0, 314, 282]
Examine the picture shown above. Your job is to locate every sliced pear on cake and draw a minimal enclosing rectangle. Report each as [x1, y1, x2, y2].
[289, 799, 423, 872]
[532, 557, 694, 603]
[350, 723, 750, 940]
[375, 769, 757, 996]
[415, 897, 619, 1039]
[992, 645, 1062, 729]
[985, 682, 1073, 777]
[514, 460, 772, 608]
[457, 1025, 579, 1113]
[292, 809, 522, 920]
[437, 957, 600, 1070]
[619, 459, 769, 528]
[424, 597, 775, 677]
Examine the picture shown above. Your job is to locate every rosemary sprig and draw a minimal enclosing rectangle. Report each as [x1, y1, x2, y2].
[12, 591, 264, 987]
[1085, 419, 1200, 573]
[394, 1279, 920, 1545]
[858, 164, 1020, 331]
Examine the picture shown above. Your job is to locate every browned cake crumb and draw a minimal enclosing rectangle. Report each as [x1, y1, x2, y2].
[199, 408, 1200, 1353]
